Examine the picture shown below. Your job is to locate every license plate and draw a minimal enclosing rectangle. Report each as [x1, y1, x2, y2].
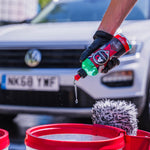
[1, 75, 59, 91]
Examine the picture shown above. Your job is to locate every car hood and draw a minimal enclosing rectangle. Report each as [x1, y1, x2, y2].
[0, 20, 150, 45]
[0, 22, 99, 43]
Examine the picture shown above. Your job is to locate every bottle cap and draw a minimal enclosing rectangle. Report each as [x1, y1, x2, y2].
[74, 69, 87, 81]
[74, 74, 81, 81]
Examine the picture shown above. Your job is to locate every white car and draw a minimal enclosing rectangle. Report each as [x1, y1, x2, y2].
[0, 0, 149, 130]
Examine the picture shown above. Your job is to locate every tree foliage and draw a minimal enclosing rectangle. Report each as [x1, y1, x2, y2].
[39, 0, 52, 9]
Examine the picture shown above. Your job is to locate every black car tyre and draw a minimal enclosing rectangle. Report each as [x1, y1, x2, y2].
[0, 114, 17, 121]
[138, 81, 150, 132]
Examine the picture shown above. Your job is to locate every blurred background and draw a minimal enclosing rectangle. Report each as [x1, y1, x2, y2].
[0, 0, 150, 149]
[0, 0, 51, 25]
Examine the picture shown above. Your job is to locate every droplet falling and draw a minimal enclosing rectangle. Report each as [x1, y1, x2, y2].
[73, 79, 78, 104]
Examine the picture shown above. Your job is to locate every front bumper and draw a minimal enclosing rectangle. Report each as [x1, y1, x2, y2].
[0, 105, 92, 117]
[0, 91, 145, 117]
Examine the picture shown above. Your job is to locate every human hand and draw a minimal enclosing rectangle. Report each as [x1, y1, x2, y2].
[80, 30, 113, 62]
[101, 57, 120, 73]
[80, 30, 120, 73]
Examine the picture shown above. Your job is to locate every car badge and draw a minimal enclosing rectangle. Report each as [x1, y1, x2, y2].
[25, 49, 42, 67]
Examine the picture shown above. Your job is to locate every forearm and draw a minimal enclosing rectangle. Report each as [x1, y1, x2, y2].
[98, 0, 137, 35]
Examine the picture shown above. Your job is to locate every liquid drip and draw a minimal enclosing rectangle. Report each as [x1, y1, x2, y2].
[73, 79, 78, 104]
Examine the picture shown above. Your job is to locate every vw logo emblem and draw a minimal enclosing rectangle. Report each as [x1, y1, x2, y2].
[25, 49, 42, 67]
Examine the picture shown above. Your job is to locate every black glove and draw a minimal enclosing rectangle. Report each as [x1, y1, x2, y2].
[80, 30, 120, 73]
[101, 57, 120, 73]
[80, 30, 113, 62]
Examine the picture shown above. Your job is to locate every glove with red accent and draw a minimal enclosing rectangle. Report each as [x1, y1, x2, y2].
[80, 30, 120, 73]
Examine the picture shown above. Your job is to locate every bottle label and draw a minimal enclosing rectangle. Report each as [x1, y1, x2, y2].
[92, 50, 109, 65]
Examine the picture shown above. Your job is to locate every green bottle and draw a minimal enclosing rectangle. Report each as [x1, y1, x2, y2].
[82, 58, 98, 76]
[74, 58, 98, 81]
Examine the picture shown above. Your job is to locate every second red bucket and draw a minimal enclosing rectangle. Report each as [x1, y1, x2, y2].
[124, 129, 150, 150]
[25, 123, 125, 150]
[0, 128, 10, 150]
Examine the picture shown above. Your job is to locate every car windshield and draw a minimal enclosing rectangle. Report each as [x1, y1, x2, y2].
[31, 0, 149, 24]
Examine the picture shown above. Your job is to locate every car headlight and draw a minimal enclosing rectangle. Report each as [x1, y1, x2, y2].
[101, 70, 134, 87]
[125, 40, 143, 55]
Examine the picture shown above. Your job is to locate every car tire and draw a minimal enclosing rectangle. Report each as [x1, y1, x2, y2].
[0, 114, 17, 121]
[138, 82, 150, 132]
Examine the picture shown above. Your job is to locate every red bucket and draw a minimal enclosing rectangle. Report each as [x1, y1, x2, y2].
[0, 129, 10, 150]
[124, 129, 150, 150]
[25, 123, 125, 150]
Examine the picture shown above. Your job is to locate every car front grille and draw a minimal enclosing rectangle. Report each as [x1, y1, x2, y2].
[0, 49, 83, 68]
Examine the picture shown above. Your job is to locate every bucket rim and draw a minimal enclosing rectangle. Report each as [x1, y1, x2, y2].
[125, 129, 150, 139]
[25, 123, 125, 150]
